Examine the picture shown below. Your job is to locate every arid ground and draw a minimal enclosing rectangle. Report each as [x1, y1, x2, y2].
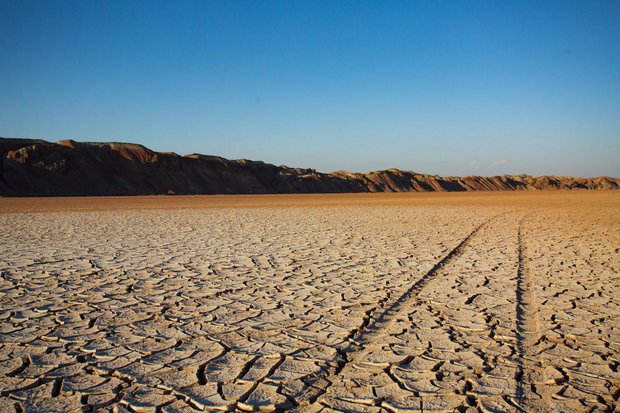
[0, 192, 618, 412]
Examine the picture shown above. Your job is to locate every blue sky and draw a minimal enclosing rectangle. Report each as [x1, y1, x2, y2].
[1, 1, 619, 176]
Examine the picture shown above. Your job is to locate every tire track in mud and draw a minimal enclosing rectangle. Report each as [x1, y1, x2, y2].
[514, 215, 552, 412]
[293, 212, 513, 410]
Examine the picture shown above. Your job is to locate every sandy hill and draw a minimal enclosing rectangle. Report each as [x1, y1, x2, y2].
[1, 137, 618, 196]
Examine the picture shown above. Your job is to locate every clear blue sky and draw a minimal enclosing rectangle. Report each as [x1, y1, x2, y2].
[1, 1, 619, 176]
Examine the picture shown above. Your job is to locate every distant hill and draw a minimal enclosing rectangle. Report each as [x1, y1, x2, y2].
[1, 137, 618, 196]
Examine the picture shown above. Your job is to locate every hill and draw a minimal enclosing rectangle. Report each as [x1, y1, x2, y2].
[1, 137, 618, 196]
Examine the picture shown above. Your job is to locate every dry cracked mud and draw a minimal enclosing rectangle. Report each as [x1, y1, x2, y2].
[0, 193, 618, 412]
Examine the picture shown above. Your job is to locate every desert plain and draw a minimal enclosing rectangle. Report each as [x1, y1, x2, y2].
[0, 191, 618, 413]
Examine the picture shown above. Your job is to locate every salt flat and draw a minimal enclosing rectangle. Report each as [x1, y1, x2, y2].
[0, 192, 618, 412]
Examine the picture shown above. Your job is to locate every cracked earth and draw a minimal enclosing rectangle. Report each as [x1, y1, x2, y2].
[0, 193, 618, 412]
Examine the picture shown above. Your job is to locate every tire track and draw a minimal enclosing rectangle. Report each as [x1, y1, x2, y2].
[293, 212, 510, 410]
[515, 215, 552, 412]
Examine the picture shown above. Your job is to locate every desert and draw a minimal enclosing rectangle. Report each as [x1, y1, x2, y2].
[2, 2, 619, 412]
[0, 192, 618, 412]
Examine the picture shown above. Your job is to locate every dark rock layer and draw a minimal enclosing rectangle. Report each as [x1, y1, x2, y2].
[1, 137, 618, 196]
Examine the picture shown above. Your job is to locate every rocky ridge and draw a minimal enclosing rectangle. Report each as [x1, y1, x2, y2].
[1, 137, 617, 196]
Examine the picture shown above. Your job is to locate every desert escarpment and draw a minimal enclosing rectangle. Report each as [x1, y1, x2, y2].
[1, 137, 618, 196]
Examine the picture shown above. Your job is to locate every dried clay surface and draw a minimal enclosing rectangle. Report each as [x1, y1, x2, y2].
[0, 192, 618, 412]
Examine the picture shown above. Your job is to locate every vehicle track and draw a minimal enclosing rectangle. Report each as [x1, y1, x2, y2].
[293, 212, 511, 411]
[515, 215, 552, 412]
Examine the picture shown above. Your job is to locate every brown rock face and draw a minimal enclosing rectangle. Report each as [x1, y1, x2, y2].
[1, 137, 618, 196]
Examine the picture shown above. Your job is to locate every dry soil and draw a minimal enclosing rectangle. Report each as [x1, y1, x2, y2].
[0, 192, 618, 412]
